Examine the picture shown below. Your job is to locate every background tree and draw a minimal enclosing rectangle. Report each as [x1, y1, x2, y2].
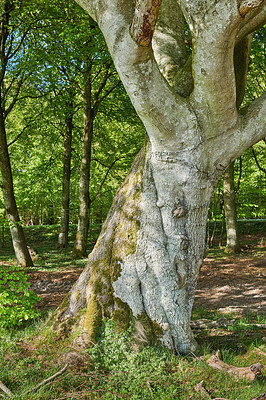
[0, 0, 37, 267]
[223, 27, 265, 254]
[57, 89, 75, 248]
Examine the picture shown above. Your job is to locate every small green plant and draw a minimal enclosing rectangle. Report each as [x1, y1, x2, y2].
[0, 266, 40, 327]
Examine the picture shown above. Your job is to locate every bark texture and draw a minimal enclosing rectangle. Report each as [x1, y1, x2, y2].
[54, 143, 215, 353]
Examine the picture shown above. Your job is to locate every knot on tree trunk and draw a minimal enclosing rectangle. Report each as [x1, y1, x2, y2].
[172, 204, 186, 218]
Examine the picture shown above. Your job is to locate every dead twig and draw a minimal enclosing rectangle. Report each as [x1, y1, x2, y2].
[0, 381, 12, 397]
[146, 380, 152, 393]
[26, 363, 69, 393]
[194, 380, 211, 399]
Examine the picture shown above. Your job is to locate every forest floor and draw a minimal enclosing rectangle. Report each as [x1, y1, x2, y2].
[22, 234, 266, 317]
[0, 229, 265, 315]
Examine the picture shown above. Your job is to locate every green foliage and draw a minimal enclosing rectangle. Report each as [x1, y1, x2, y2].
[208, 140, 266, 222]
[0, 214, 22, 230]
[245, 26, 265, 104]
[0, 266, 40, 327]
[0, 0, 144, 228]
[88, 320, 167, 373]
[84, 319, 266, 400]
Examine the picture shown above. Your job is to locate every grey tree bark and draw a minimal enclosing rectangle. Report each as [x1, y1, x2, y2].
[53, 0, 266, 354]
[57, 97, 74, 249]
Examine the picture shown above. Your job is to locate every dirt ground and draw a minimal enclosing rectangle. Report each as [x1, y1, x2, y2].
[27, 235, 266, 316]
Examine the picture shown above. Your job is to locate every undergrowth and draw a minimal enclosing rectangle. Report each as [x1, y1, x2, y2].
[0, 313, 265, 400]
[0, 266, 40, 327]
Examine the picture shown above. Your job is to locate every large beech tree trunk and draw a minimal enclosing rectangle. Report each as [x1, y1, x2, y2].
[54, 143, 214, 353]
[51, 0, 266, 354]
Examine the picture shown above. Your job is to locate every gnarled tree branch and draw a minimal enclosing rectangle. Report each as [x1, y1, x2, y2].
[130, 0, 162, 47]
[238, 0, 265, 17]
[236, 3, 266, 42]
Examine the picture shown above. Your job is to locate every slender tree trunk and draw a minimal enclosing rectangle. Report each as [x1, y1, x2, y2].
[0, 111, 33, 267]
[57, 101, 74, 249]
[222, 35, 252, 255]
[224, 163, 241, 254]
[72, 77, 93, 258]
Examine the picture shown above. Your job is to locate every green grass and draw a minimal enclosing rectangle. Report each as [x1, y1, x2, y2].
[0, 224, 101, 270]
[207, 219, 266, 236]
[0, 315, 265, 399]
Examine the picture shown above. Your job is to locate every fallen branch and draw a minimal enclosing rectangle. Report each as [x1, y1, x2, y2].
[207, 351, 264, 381]
[243, 323, 266, 329]
[194, 380, 211, 399]
[28, 363, 69, 393]
[0, 381, 12, 397]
